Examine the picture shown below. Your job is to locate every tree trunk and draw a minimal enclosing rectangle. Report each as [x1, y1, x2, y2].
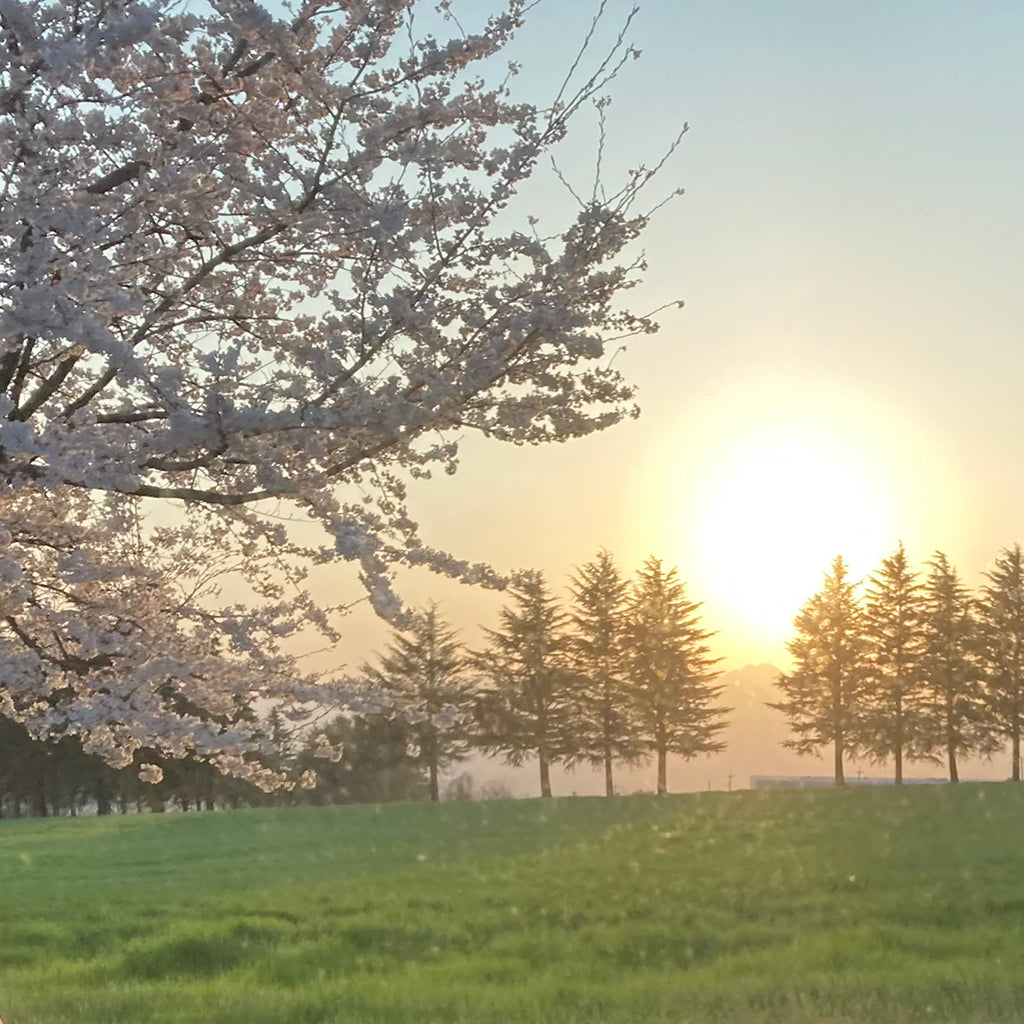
[894, 690, 904, 785]
[95, 775, 111, 815]
[1013, 721, 1021, 782]
[657, 745, 667, 794]
[832, 678, 845, 786]
[538, 753, 552, 798]
[33, 776, 48, 817]
[603, 746, 614, 797]
[947, 693, 959, 783]
[428, 759, 439, 802]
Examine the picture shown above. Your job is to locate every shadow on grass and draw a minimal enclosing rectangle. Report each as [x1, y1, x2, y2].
[120, 918, 296, 980]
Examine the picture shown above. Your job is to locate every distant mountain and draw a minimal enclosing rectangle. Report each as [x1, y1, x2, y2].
[718, 662, 782, 701]
[717, 663, 787, 745]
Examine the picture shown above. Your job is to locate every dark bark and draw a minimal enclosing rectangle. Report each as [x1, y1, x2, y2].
[539, 752, 552, 798]
[32, 775, 47, 817]
[95, 774, 111, 815]
[603, 746, 614, 797]
[237, 52, 276, 78]
[947, 691, 959, 783]
[428, 760, 439, 803]
[894, 690, 904, 785]
[85, 160, 147, 194]
[657, 745, 667, 794]
[832, 672, 845, 786]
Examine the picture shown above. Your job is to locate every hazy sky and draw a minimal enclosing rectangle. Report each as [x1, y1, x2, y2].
[303, 1, 1024, 681]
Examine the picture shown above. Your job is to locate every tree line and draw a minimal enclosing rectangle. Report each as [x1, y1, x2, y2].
[13, 539, 1022, 818]
[351, 552, 726, 801]
[774, 543, 1024, 785]
[0, 552, 727, 815]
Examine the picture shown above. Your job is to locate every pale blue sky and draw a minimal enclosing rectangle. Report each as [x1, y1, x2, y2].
[312, 1, 1024, 676]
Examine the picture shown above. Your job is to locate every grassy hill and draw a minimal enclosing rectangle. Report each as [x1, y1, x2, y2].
[4, 785, 1024, 1023]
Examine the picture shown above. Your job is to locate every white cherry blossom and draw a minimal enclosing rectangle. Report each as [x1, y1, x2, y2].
[0, 0, 681, 779]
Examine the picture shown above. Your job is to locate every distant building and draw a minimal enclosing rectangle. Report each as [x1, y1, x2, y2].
[750, 775, 947, 790]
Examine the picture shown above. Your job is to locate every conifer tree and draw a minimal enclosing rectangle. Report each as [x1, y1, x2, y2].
[861, 542, 926, 784]
[567, 549, 640, 796]
[626, 558, 725, 795]
[770, 555, 869, 786]
[919, 552, 991, 783]
[474, 576, 578, 798]
[976, 544, 1024, 781]
[360, 605, 475, 802]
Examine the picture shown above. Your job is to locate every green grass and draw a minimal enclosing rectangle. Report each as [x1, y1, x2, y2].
[4, 785, 1024, 1023]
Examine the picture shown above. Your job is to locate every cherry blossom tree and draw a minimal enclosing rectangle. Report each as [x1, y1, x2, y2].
[0, 0, 681, 777]
[0, 489, 334, 786]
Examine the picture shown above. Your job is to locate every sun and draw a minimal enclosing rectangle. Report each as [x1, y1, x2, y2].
[687, 423, 892, 652]
[633, 376, 962, 667]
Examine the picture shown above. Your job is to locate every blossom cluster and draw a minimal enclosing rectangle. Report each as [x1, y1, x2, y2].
[0, 0, 675, 777]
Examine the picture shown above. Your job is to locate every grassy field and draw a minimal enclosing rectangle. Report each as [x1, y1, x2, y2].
[4, 785, 1024, 1023]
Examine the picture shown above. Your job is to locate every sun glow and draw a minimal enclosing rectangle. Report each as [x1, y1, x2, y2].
[630, 379, 946, 665]
[688, 425, 892, 650]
